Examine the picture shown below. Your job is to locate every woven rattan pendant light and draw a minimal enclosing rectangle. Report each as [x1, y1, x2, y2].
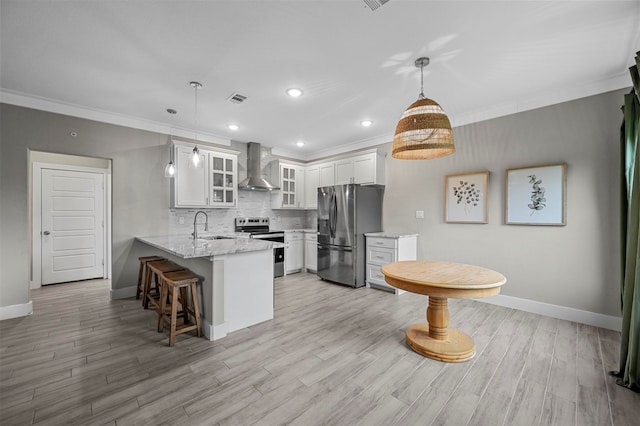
[392, 57, 455, 159]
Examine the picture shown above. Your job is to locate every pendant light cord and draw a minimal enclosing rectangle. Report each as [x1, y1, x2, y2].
[414, 57, 429, 100]
[190, 81, 202, 142]
[419, 61, 425, 99]
[194, 84, 198, 141]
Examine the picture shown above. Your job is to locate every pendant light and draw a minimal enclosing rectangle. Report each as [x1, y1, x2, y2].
[164, 108, 177, 178]
[189, 81, 203, 168]
[392, 57, 455, 159]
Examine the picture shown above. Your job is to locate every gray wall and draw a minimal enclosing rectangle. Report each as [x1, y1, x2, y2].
[380, 89, 625, 317]
[0, 104, 172, 306]
[0, 88, 626, 317]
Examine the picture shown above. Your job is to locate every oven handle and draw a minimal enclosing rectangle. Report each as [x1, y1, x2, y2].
[250, 233, 285, 240]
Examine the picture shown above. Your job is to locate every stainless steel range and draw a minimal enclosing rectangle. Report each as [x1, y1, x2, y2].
[235, 217, 284, 277]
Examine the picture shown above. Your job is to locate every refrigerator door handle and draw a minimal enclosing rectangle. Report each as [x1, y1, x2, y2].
[331, 192, 338, 239]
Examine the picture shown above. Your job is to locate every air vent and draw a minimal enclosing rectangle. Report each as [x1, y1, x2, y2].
[363, 0, 390, 11]
[227, 92, 247, 104]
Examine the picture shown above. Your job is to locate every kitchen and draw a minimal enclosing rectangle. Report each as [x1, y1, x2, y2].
[1, 1, 639, 424]
[132, 138, 388, 339]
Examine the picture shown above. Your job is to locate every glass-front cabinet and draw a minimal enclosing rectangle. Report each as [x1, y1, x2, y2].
[210, 153, 237, 207]
[281, 165, 297, 207]
[271, 161, 305, 209]
[171, 140, 239, 208]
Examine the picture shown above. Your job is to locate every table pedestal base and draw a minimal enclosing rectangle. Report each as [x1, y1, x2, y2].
[406, 324, 475, 363]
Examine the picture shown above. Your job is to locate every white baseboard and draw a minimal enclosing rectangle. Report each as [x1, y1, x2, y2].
[479, 294, 622, 332]
[202, 319, 228, 341]
[213, 322, 228, 340]
[110, 285, 136, 300]
[0, 301, 33, 320]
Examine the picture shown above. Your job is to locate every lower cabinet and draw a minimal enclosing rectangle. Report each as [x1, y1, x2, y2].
[304, 232, 317, 272]
[365, 233, 418, 294]
[285, 231, 304, 275]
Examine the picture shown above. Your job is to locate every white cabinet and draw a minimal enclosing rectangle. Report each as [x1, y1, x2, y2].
[365, 233, 418, 294]
[334, 152, 385, 185]
[271, 149, 386, 211]
[172, 141, 238, 208]
[335, 158, 354, 185]
[353, 152, 385, 185]
[174, 144, 208, 207]
[304, 231, 317, 272]
[209, 151, 238, 207]
[272, 161, 305, 209]
[304, 165, 319, 209]
[319, 162, 335, 187]
[285, 231, 304, 274]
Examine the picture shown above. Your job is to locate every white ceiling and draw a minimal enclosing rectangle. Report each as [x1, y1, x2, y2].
[2, 1, 639, 160]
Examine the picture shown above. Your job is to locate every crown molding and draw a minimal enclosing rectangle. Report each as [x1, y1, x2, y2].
[450, 71, 631, 127]
[0, 89, 231, 146]
[2, 70, 631, 161]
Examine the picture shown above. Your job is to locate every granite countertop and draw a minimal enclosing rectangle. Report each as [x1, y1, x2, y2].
[364, 232, 419, 238]
[136, 235, 280, 259]
[284, 228, 316, 233]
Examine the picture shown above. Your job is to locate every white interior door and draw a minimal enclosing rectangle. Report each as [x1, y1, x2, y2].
[41, 169, 105, 285]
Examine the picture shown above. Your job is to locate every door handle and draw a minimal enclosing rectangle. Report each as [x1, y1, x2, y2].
[43, 231, 51, 235]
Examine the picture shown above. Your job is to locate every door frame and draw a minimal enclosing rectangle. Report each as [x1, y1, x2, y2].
[32, 162, 111, 289]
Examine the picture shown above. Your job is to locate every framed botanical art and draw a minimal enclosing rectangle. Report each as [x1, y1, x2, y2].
[506, 163, 567, 225]
[444, 171, 489, 223]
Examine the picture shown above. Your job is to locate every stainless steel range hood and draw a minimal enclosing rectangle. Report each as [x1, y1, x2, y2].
[237, 142, 279, 191]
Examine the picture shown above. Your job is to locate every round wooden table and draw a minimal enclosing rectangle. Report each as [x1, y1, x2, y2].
[381, 260, 506, 363]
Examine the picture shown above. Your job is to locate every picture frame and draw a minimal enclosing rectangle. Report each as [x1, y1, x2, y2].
[506, 163, 567, 226]
[444, 171, 489, 223]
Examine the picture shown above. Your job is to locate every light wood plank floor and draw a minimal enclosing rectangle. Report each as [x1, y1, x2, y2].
[1, 273, 638, 425]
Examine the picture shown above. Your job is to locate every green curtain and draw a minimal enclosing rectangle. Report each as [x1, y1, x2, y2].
[616, 51, 640, 392]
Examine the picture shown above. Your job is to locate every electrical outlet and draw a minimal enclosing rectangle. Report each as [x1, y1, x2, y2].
[179, 216, 185, 225]
[415, 210, 425, 219]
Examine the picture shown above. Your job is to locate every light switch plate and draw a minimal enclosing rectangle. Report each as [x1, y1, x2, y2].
[415, 210, 425, 219]
[179, 216, 185, 225]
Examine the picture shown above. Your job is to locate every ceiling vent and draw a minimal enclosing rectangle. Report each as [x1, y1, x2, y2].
[363, 0, 390, 11]
[227, 92, 247, 104]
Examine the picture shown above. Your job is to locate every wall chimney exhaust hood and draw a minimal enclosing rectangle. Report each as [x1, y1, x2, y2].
[237, 142, 279, 191]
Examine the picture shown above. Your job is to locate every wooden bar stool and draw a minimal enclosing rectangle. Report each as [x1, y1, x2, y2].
[143, 260, 184, 309]
[136, 256, 165, 300]
[157, 270, 202, 347]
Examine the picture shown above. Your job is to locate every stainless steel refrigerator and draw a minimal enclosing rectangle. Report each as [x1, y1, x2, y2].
[317, 184, 384, 287]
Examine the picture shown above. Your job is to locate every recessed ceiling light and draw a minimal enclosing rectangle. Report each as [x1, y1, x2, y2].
[296, 141, 305, 147]
[227, 124, 239, 131]
[286, 88, 303, 98]
[361, 120, 373, 127]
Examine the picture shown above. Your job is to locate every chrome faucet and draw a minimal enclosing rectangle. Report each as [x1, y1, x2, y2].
[193, 210, 209, 240]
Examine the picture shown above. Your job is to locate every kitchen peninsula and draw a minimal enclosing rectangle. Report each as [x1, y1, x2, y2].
[134, 235, 275, 340]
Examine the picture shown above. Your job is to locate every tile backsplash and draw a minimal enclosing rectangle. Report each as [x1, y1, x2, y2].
[169, 190, 316, 235]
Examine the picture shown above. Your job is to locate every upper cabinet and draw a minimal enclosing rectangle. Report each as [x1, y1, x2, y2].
[172, 143, 384, 210]
[171, 140, 239, 208]
[335, 158, 354, 185]
[209, 151, 238, 207]
[173, 143, 208, 207]
[302, 149, 386, 210]
[323, 150, 386, 186]
[353, 151, 385, 185]
[304, 165, 319, 209]
[271, 161, 306, 209]
[319, 162, 335, 187]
